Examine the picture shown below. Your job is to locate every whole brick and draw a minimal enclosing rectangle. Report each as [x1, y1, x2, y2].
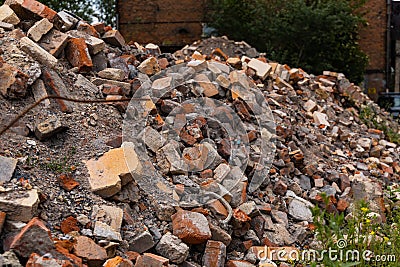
[102, 29, 125, 47]
[172, 210, 211, 244]
[65, 38, 93, 73]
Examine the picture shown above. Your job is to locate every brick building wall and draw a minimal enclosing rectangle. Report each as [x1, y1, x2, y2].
[116, 0, 207, 47]
[358, 0, 388, 96]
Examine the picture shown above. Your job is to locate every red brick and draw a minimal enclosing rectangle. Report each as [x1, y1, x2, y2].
[172, 210, 212, 244]
[5, 0, 57, 21]
[60, 216, 80, 234]
[0, 211, 6, 234]
[73, 236, 107, 267]
[200, 169, 213, 179]
[102, 84, 123, 95]
[202, 240, 226, 267]
[41, 69, 74, 113]
[58, 174, 80, 191]
[65, 38, 93, 73]
[337, 199, 350, 212]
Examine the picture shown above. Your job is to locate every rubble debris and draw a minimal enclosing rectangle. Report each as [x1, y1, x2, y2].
[0, 3, 400, 266]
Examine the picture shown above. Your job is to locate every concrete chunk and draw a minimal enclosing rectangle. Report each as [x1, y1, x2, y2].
[0, 189, 39, 222]
[247, 58, 272, 80]
[86, 142, 140, 198]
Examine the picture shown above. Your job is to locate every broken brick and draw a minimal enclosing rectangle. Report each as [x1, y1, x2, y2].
[65, 38, 93, 73]
[60, 216, 80, 234]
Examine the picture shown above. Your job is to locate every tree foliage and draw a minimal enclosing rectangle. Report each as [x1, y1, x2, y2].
[207, 0, 368, 83]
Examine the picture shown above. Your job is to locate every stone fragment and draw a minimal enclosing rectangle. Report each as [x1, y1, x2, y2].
[19, 37, 58, 68]
[34, 116, 67, 140]
[155, 232, 189, 264]
[303, 99, 318, 112]
[128, 230, 155, 253]
[134, 253, 169, 267]
[93, 221, 122, 241]
[143, 126, 166, 152]
[358, 138, 372, 150]
[172, 210, 212, 244]
[10, 217, 55, 258]
[53, 10, 78, 31]
[0, 189, 39, 222]
[0, 4, 20, 25]
[27, 18, 52, 42]
[247, 58, 271, 80]
[138, 57, 160, 75]
[288, 199, 313, 222]
[209, 223, 232, 246]
[92, 204, 123, 233]
[313, 111, 330, 127]
[102, 29, 125, 47]
[98, 68, 126, 81]
[194, 73, 219, 97]
[202, 240, 226, 267]
[86, 143, 139, 198]
[104, 256, 133, 267]
[0, 251, 23, 267]
[65, 37, 93, 72]
[273, 180, 288, 196]
[0, 155, 17, 183]
[73, 236, 107, 267]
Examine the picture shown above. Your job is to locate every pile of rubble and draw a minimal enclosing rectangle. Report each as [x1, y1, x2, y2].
[0, 1, 400, 266]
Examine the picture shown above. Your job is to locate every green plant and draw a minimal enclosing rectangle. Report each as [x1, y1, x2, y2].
[359, 105, 400, 144]
[310, 193, 400, 266]
[39, 147, 77, 174]
[207, 0, 368, 83]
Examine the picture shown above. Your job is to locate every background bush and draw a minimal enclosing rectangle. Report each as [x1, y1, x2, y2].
[207, 0, 368, 83]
